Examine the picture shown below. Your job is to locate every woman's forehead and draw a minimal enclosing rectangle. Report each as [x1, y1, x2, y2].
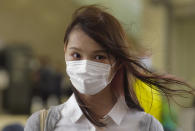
[67, 29, 105, 52]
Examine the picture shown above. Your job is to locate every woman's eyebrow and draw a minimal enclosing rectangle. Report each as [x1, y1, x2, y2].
[93, 49, 107, 54]
[69, 47, 82, 52]
[69, 47, 106, 54]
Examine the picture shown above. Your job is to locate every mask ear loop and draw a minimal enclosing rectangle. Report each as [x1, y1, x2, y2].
[107, 60, 118, 83]
[107, 54, 119, 83]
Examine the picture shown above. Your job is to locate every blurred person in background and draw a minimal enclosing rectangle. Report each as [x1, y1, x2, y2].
[31, 56, 63, 112]
[0, 41, 9, 113]
[25, 5, 193, 131]
[0, 41, 9, 90]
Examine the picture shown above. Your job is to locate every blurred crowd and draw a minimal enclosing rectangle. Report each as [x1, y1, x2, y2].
[0, 44, 72, 116]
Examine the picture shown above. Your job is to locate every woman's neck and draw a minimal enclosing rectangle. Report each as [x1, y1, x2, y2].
[79, 85, 117, 119]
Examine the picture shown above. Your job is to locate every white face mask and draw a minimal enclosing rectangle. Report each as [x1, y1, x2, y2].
[66, 60, 115, 95]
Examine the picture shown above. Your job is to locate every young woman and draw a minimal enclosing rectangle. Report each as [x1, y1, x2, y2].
[25, 5, 193, 131]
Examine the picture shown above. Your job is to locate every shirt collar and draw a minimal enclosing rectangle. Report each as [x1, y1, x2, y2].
[62, 94, 83, 123]
[107, 96, 128, 125]
[62, 94, 128, 125]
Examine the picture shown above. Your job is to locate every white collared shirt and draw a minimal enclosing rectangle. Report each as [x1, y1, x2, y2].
[54, 94, 163, 131]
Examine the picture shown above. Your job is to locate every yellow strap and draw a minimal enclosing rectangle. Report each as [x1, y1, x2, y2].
[40, 109, 48, 131]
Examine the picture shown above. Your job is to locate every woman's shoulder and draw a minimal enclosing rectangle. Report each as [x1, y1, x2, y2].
[138, 111, 164, 131]
[24, 110, 41, 131]
[24, 104, 64, 131]
[123, 108, 163, 131]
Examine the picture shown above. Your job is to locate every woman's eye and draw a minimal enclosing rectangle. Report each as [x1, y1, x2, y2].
[95, 55, 106, 60]
[72, 52, 81, 59]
